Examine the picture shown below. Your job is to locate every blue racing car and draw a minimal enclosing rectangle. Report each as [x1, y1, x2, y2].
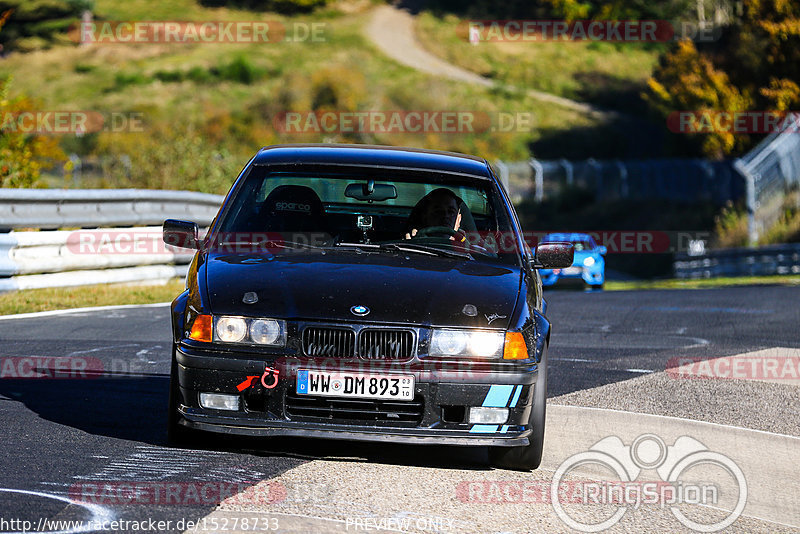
[539, 233, 606, 289]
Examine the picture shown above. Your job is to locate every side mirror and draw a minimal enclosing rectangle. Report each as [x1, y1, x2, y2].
[597, 245, 607, 255]
[163, 219, 199, 250]
[532, 242, 574, 269]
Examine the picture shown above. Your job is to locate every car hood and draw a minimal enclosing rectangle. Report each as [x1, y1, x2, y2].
[203, 250, 521, 329]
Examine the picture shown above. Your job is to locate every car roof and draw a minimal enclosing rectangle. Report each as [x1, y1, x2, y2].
[544, 232, 596, 244]
[253, 144, 492, 179]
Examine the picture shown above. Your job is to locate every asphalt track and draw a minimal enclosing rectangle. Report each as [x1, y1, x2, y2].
[0, 286, 798, 533]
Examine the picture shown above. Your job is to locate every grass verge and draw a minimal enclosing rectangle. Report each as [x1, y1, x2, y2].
[0, 280, 185, 315]
[604, 275, 800, 291]
[414, 12, 662, 113]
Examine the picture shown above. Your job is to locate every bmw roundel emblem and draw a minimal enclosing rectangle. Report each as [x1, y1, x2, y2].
[350, 305, 370, 316]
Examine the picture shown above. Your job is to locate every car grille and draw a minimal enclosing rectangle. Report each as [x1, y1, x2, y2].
[285, 392, 424, 425]
[302, 327, 355, 358]
[301, 326, 415, 360]
[358, 329, 414, 360]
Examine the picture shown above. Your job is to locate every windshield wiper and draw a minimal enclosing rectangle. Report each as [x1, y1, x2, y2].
[333, 241, 472, 260]
[378, 242, 473, 260]
[218, 240, 327, 251]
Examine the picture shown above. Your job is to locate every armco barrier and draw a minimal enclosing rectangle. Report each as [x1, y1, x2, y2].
[674, 244, 800, 279]
[0, 189, 222, 230]
[0, 227, 194, 276]
[0, 189, 223, 291]
[0, 265, 190, 292]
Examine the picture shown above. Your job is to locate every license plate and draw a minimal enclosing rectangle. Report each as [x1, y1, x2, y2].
[562, 266, 582, 275]
[296, 370, 415, 401]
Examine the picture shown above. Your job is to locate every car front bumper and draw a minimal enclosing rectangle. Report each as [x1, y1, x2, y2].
[541, 265, 604, 286]
[175, 344, 538, 447]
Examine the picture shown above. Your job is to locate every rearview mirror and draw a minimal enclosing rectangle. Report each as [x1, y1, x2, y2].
[163, 219, 199, 249]
[345, 181, 397, 202]
[533, 242, 574, 269]
[597, 245, 607, 255]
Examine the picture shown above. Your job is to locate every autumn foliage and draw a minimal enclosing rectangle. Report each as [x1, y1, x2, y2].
[0, 79, 65, 188]
[647, 0, 800, 158]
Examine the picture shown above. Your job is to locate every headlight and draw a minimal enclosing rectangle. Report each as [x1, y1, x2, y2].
[215, 317, 247, 343]
[211, 316, 286, 346]
[429, 329, 504, 358]
[250, 319, 284, 345]
[431, 330, 468, 355]
[583, 256, 595, 267]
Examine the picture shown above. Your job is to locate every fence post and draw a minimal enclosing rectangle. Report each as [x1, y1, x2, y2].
[529, 159, 544, 202]
[494, 160, 510, 193]
[120, 154, 132, 180]
[68, 154, 82, 187]
[559, 159, 573, 187]
[587, 158, 602, 201]
[733, 158, 758, 246]
[615, 160, 628, 198]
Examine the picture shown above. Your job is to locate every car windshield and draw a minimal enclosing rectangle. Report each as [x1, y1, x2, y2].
[572, 240, 595, 252]
[213, 168, 521, 265]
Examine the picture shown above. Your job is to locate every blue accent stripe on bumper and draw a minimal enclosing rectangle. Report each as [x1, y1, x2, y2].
[482, 385, 514, 407]
[469, 425, 499, 433]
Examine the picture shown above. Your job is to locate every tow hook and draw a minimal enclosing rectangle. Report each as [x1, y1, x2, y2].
[261, 366, 280, 389]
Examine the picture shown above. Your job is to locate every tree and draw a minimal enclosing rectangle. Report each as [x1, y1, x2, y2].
[646, 40, 751, 158]
[647, 0, 800, 157]
[725, 0, 800, 110]
[0, 79, 65, 187]
[544, 0, 692, 21]
[0, 0, 93, 52]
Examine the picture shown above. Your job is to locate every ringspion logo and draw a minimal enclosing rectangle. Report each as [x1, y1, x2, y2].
[551, 434, 747, 532]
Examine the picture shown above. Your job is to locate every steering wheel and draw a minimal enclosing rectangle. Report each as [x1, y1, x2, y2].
[414, 226, 461, 239]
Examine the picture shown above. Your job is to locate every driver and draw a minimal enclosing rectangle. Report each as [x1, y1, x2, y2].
[405, 188, 464, 240]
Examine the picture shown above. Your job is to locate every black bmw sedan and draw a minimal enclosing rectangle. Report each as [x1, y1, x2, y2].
[163, 144, 572, 471]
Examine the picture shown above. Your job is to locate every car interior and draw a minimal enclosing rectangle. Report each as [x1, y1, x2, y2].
[221, 174, 507, 255]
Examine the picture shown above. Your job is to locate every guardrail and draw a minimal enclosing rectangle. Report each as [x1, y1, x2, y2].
[673, 244, 800, 279]
[0, 189, 224, 292]
[0, 189, 222, 230]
